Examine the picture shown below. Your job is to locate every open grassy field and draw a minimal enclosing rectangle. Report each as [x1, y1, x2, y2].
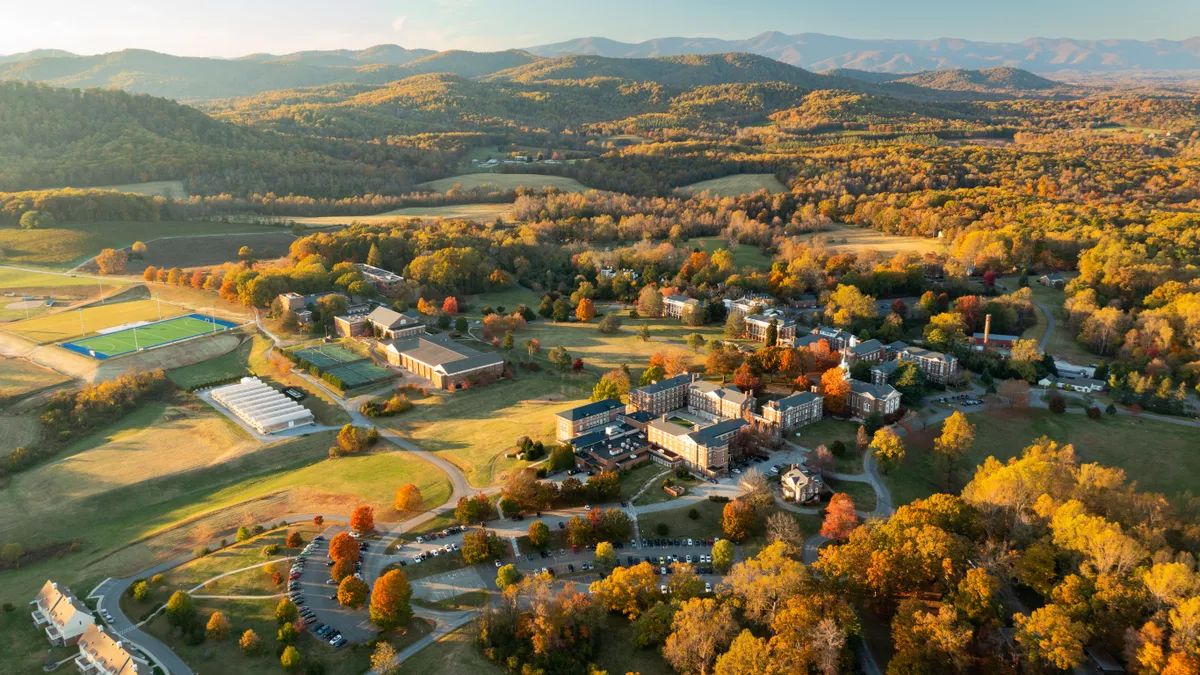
[0, 357, 69, 401]
[794, 418, 863, 473]
[159, 523, 321, 594]
[6, 297, 183, 344]
[386, 369, 595, 487]
[461, 287, 542, 317]
[167, 336, 255, 389]
[692, 236, 775, 270]
[78, 179, 188, 199]
[0, 267, 129, 292]
[792, 223, 945, 257]
[419, 173, 592, 193]
[398, 622, 501, 675]
[516, 320, 707, 373]
[0, 221, 287, 269]
[639, 500, 726, 539]
[294, 202, 515, 227]
[885, 406, 1200, 507]
[825, 477, 877, 512]
[619, 311, 729, 345]
[124, 231, 297, 274]
[0, 412, 41, 455]
[675, 173, 788, 197]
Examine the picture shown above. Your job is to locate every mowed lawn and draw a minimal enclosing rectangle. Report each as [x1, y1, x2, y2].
[386, 370, 595, 487]
[885, 407, 1200, 507]
[0, 221, 286, 269]
[0, 357, 69, 400]
[516, 320, 707, 372]
[419, 173, 592, 193]
[692, 236, 775, 270]
[159, 523, 322, 595]
[461, 287, 543, 317]
[6, 297, 180, 344]
[792, 223, 945, 257]
[124, 231, 297, 274]
[0, 267, 128, 292]
[675, 173, 788, 197]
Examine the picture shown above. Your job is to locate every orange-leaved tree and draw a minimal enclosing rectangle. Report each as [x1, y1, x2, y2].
[370, 569, 413, 631]
[350, 505, 374, 534]
[328, 532, 359, 563]
[820, 493, 859, 541]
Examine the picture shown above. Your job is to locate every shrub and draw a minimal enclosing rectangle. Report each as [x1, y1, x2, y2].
[655, 523, 669, 536]
[1086, 406, 1102, 419]
[1048, 394, 1066, 414]
[688, 508, 699, 520]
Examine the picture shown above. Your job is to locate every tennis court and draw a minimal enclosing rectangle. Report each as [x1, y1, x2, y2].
[61, 313, 239, 359]
[328, 361, 393, 388]
[292, 345, 363, 369]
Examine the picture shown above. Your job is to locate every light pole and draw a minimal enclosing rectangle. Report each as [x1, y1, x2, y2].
[154, 293, 162, 320]
[79, 308, 85, 337]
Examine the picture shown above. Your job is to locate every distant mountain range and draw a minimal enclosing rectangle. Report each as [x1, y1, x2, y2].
[526, 32, 1200, 73]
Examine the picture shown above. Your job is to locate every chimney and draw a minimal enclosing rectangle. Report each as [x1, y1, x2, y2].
[984, 314, 992, 345]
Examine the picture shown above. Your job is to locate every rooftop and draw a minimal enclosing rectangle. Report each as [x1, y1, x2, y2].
[77, 624, 145, 675]
[850, 338, 884, 355]
[664, 294, 700, 306]
[689, 380, 752, 406]
[900, 345, 955, 363]
[367, 306, 422, 329]
[745, 313, 795, 327]
[634, 373, 693, 395]
[848, 378, 901, 401]
[556, 398, 623, 422]
[649, 416, 746, 445]
[385, 333, 503, 374]
[769, 390, 821, 410]
[972, 332, 1021, 342]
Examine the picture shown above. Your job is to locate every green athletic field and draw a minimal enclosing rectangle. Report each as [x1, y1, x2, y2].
[61, 313, 238, 360]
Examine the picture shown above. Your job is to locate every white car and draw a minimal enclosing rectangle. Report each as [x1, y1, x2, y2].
[661, 585, 668, 594]
[705, 582, 712, 593]
[412, 555, 423, 563]
[687, 538, 693, 546]
[686, 554, 693, 563]
[494, 559, 502, 568]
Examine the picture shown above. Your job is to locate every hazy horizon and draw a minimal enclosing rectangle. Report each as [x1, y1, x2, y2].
[2, 0, 1198, 58]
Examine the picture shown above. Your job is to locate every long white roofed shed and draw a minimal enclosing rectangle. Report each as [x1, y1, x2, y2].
[211, 377, 315, 434]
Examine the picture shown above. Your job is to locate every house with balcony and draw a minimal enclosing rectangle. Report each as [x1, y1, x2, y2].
[31, 580, 94, 646]
[74, 624, 148, 675]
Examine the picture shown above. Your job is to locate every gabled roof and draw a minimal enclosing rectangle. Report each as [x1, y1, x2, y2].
[771, 391, 821, 410]
[664, 294, 700, 306]
[385, 333, 502, 373]
[900, 345, 955, 363]
[556, 398, 623, 422]
[367, 306, 422, 330]
[850, 339, 884, 355]
[634, 373, 692, 395]
[689, 380, 752, 406]
[848, 378, 901, 401]
[77, 624, 145, 675]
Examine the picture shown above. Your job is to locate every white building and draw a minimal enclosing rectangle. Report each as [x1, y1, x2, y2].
[210, 377, 315, 434]
[75, 624, 149, 675]
[31, 580, 94, 646]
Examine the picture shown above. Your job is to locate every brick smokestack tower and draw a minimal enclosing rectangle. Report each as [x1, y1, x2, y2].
[983, 313, 992, 345]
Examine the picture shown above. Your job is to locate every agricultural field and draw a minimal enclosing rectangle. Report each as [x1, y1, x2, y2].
[0, 221, 287, 269]
[386, 369, 595, 487]
[77, 179, 189, 199]
[886, 406, 1200, 507]
[124, 230, 297, 274]
[5, 297, 182, 344]
[294, 202, 515, 227]
[792, 223, 945, 257]
[692, 236, 774, 270]
[0, 357, 69, 402]
[674, 173, 788, 197]
[418, 173, 592, 193]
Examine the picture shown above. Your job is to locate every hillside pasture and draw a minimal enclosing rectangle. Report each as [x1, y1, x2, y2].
[0, 357, 69, 401]
[124, 231, 296, 274]
[675, 173, 787, 197]
[294, 202, 514, 227]
[692, 236, 774, 269]
[419, 173, 591, 193]
[0, 221, 288, 269]
[790, 223, 945, 257]
[76, 180, 189, 199]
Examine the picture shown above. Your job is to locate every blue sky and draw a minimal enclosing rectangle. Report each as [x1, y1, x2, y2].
[2, 0, 1197, 57]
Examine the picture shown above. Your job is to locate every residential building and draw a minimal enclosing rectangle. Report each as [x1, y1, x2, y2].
[846, 338, 885, 364]
[663, 294, 701, 320]
[31, 580, 93, 646]
[1039, 375, 1106, 393]
[356, 264, 406, 296]
[754, 391, 823, 432]
[897, 345, 959, 383]
[790, 294, 819, 308]
[811, 326, 858, 352]
[688, 380, 755, 421]
[74, 624, 149, 675]
[555, 398, 625, 442]
[1039, 272, 1066, 289]
[885, 341, 909, 358]
[847, 379, 902, 418]
[744, 314, 796, 345]
[647, 416, 745, 477]
[781, 467, 823, 503]
[573, 423, 651, 472]
[972, 332, 1019, 350]
[382, 333, 504, 390]
[628, 374, 693, 416]
[870, 359, 901, 386]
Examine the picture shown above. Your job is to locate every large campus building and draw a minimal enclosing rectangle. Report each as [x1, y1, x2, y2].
[752, 391, 823, 432]
[628, 374, 694, 416]
[744, 314, 797, 345]
[335, 307, 425, 340]
[663, 294, 701, 320]
[31, 580, 93, 646]
[647, 417, 746, 478]
[382, 333, 505, 390]
[555, 398, 624, 442]
[896, 345, 959, 383]
[688, 380, 755, 420]
[356, 264, 406, 296]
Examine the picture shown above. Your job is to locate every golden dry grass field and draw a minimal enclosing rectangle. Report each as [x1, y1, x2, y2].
[293, 202, 514, 227]
[0, 357, 69, 400]
[675, 173, 788, 197]
[419, 173, 592, 192]
[6, 297, 182, 344]
[792, 223, 946, 256]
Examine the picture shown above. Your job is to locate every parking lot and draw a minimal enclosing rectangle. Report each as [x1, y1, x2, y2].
[511, 538, 730, 589]
[292, 526, 377, 647]
[410, 567, 490, 602]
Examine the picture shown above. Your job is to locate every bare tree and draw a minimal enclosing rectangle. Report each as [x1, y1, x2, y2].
[766, 512, 805, 554]
[811, 617, 847, 675]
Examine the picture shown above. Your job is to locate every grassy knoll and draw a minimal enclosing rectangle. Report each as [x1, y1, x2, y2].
[0, 221, 286, 269]
[125, 231, 297, 274]
[791, 223, 945, 257]
[639, 500, 726, 539]
[0, 412, 40, 455]
[167, 336, 255, 389]
[675, 173, 787, 197]
[885, 406, 1200, 507]
[516, 320, 705, 373]
[620, 463, 668, 500]
[77, 179, 188, 198]
[0, 357, 69, 401]
[619, 311, 729, 345]
[159, 524, 322, 595]
[461, 287, 542, 317]
[397, 622, 501, 675]
[419, 173, 591, 193]
[794, 418, 863, 473]
[692, 236, 775, 270]
[7, 297, 181, 344]
[295, 202, 514, 226]
[825, 478, 877, 512]
[386, 369, 595, 487]
[0, 422, 450, 608]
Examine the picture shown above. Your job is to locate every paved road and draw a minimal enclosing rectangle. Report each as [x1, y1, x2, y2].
[90, 561, 198, 675]
[1030, 298, 1056, 352]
